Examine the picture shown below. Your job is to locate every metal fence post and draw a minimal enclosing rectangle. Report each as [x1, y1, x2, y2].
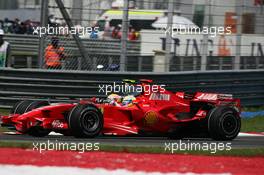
[10, 56, 15, 67]
[138, 56, 142, 72]
[165, 0, 174, 72]
[77, 57, 82, 70]
[55, 0, 91, 69]
[38, 0, 49, 68]
[27, 56, 32, 68]
[71, 0, 83, 25]
[234, 0, 243, 70]
[120, 0, 129, 72]
[92, 57, 96, 71]
[201, 0, 210, 71]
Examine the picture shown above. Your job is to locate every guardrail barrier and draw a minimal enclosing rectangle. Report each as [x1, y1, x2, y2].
[0, 69, 263, 108]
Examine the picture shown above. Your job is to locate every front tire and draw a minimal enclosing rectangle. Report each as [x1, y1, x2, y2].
[208, 106, 241, 140]
[25, 101, 50, 137]
[68, 104, 103, 138]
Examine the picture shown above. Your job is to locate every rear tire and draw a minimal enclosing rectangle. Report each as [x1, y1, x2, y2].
[68, 104, 103, 138]
[208, 106, 241, 141]
[11, 100, 50, 114]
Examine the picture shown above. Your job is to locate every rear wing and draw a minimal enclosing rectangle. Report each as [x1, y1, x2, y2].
[193, 92, 241, 111]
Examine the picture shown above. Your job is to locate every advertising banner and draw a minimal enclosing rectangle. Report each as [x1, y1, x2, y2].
[141, 30, 264, 57]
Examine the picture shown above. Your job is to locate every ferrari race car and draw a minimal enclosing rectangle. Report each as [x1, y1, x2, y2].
[0, 79, 241, 140]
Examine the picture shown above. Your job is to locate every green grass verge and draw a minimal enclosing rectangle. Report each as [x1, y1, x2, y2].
[0, 109, 9, 115]
[241, 116, 264, 132]
[242, 106, 264, 112]
[0, 141, 263, 156]
[0, 109, 10, 132]
[0, 141, 32, 149]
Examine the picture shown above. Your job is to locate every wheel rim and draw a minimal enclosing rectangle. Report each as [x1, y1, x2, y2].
[221, 113, 238, 135]
[80, 110, 100, 132]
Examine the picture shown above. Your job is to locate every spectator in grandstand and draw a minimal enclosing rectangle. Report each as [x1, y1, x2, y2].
[0, 29, 11, 68]
[23, 19, 35, 34]
[12, 18, 23, 34]
[111, 25, 118, 39]
[90, 29, 98, 39]
[102, 18, 112, 39]
[135, 31, 140, 39]
[128, 27, 138, 41]
[48, 15, 57, 28]
[0, 18, 13, 33]
[0, 18, 38, 35]
[111, 24, 122, 39]
[45, 36, 65, 69]
[111, 25, 140, 40]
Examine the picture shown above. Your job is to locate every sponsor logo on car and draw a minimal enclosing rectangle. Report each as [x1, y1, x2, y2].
[52, 120, 64, 128]
[144, 111, 158, 126]
[197, 93, 218, 100]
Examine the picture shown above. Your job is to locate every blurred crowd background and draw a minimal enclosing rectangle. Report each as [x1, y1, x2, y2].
[0, 0, 263, 72]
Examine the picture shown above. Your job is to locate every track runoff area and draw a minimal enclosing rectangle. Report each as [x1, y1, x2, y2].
[0, 106, 264, 175]
[0, 131, 263, 175]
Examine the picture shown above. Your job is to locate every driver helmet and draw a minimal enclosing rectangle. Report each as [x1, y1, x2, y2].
[122, 95, 136, 107]
[107, 93, 122, 103]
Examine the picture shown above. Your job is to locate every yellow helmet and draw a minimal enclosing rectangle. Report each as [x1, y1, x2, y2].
[122, 95, 136, 106]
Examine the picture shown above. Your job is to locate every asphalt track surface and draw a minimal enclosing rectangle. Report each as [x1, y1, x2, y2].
[0, 133, 263, 148]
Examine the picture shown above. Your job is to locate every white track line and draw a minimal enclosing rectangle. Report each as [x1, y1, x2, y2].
[49, 132, 63, 136]
[2, 131, 63, 136]
[238, 132, 264, 136]
[2, 132, 18, 135]
[0, 164, 230, 175]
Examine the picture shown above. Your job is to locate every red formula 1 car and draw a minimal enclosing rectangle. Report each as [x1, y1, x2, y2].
[0, 79, 241, 140]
